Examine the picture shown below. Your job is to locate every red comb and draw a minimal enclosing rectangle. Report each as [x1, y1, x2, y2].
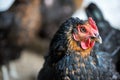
[88, 17, 98, 31]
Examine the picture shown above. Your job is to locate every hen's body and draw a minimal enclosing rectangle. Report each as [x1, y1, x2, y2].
[38, 17, 119, 80]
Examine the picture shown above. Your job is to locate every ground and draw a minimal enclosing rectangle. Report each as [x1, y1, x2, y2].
[0, 50, 44, 80]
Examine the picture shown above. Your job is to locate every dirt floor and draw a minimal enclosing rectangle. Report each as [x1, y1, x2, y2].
[0, 50, 44, 80]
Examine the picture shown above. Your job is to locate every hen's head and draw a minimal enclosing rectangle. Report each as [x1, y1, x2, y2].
[50, 17, 102, 57]
[72, 17, 102, 49]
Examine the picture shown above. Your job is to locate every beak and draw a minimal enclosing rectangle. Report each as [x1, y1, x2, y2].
[91, 34, 102, 44]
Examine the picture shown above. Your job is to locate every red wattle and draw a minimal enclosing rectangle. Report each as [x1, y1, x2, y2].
[80, 39, 90, 49]
[80, 39, 95, 49]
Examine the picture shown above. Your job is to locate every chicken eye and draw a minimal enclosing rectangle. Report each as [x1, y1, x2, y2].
[80, 27, 86, 33]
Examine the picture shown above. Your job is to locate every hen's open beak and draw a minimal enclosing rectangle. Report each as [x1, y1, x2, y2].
[91, 34, 102, 44]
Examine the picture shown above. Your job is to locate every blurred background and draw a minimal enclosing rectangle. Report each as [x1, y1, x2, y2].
[0, 0, 120, 80]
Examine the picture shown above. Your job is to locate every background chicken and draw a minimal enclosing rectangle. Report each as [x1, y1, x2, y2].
[38, 17, 119, 80]
[0, 0, 41, 79]
[85, 3, 120, 73]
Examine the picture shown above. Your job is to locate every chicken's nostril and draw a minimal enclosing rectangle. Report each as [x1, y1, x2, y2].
[90, 33, 100, 39]
[94, 33, 99, 37]
[94, 33, 97, 36]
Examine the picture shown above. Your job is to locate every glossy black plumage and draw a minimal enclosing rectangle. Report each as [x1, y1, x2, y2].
[38, 17, 120, 80]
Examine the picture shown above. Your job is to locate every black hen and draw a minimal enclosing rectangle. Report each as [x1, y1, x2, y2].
[38, 17, 119, 80]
